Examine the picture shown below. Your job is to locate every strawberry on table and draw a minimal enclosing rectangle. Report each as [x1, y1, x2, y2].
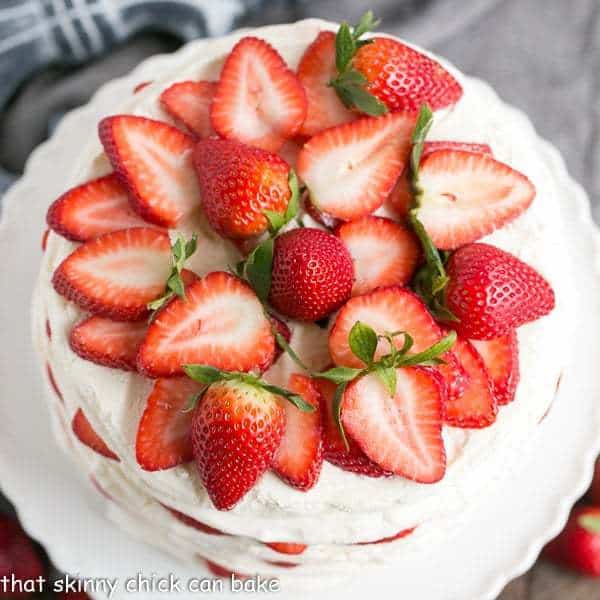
[471, 331, 520, 405]
[99, 115, 199, 227]
[137, 271, 276, 377]
[52, 227, 173, 321]
[445, 243, 555, 339]
[296, 31, 355, 137]
[160, 80, 217, 138]
[269, 228, 354, 321]
[72, 408, 119, 460]
[335, 216, 420, 295]
[46, 174, 152, 242]
[341, 367, 446, 482]
[211, 36, 307, 152]
[194, 138, 292, 240]
[272, 374, 323, 491]
[136, 378, 203, 471]
[297, 113, 415, 221]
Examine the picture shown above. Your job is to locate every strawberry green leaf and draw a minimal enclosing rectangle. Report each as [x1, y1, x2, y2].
[264, 210, 286, 233]
[353, 10, 380, 40]
[410, 104, 434, 176]
[335, 22, 355, 73]
[315, 366, 363, 384]
[349, 321, 378, 365]
[396, 331, 456, 367]
[373, 364, 397, 396]
[183, 364, 225, 384]
[273, 330, 310, 372]
[245, 237, 274, 302]
[579, 514, 600, 535]
[260, 383, 315, 413]
[333, 381, 350, 450]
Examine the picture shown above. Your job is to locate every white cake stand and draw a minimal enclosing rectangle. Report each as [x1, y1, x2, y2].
[1, 24, 600, 600]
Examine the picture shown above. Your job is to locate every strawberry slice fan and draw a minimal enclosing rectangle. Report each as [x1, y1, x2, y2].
[9, 9, 597, 599]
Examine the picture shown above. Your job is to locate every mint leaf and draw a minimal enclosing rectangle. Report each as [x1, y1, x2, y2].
[315, 366, 363, 384]
[246, 237, 274, 302]
[374, 364, 397, 396]
[349, 321, 378, 365]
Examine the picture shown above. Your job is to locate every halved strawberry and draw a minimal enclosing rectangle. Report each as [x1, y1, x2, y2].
[52, 227, 172, 321]
[470, 331, 519, 405]
[46, 363, 63, 401]
[272, 374, 323, 491]
[297, 113, 415, 221]
[160, 80, 217, 138]
[314, 376, 391, 478]
[265, 542, 307, 555]
[342, 367, 446, 482]
[335, 216, 420, 295]
[387, 141, 493, 218]
[163, 505, 225, 535]
[211, 36, 307, 152]
[69, 316, 147, 371]
[137, 271, 275, 377]
[356, 527, 416, 545]
[136, 377, 202, 471]
[445, 336, 497, 428]
[72, 408, 119, 460]
[417, 150, 535, 249]
[297, 31, 355, 137]
[99, 115, 199, 227]
[46, 174, 152, 242]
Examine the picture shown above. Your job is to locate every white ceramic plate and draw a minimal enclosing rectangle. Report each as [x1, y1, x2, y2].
[1, 24, 600, 600]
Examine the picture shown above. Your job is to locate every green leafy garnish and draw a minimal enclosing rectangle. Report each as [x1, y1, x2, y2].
[147, 233, 198, 317]
[328, 11, 388, 117]
[183, 364, 314, 413]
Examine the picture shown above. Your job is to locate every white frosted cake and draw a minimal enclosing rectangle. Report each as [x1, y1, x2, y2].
[32, 16, 569, 588]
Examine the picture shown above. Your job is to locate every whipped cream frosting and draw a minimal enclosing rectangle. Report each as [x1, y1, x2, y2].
[31, 19, 572, 582]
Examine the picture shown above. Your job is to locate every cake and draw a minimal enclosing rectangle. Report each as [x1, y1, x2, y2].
[32, 14, 569, 589]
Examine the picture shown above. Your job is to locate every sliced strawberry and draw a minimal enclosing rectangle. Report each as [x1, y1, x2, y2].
[211, 36, 307, 152]
[342, 367, 446, 483]
[160, 80, 217, 138]
[46, 363, 63, 401]
[314, 376, 391, 478]
[297, 113, 415, 221]
[356, 527, 416, 545]
[471, 331, 519, 405]
[417, 150, 535, 249]
[99, 115, 199, 227]
[133, 81, 152, 94]
[46, 174, 152, 242]
[136, 377, 202, 471]
[72, 408, 119, 460]
[45, 319, 52, 339]
[137, 271, 275, 377]
[163, 505, 225, 535]
[69, 316, 147, 371]
[297, 31, 355, 137]
[266, 314, 291, 370]
[445, 336, 497, 428]
[335, 216, 420, 295]
[52, 227, 172, 321]
[265, 542, 307, 555]
[41, 229, 49, 251]
[205, 560, 248, 579]
[272, 374, 323, 491]
[422, 141, 492, 160]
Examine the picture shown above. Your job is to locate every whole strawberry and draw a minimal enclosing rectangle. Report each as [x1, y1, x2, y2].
[445, 243, 555, 339]
[269, 228, 354, 321]
[194, 138, 291, 240]
[544, 505, 600, 576]
[191, 380, 285, 510]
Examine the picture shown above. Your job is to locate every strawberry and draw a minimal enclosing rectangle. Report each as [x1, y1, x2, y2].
[388, 141, 492, 217]
[417, 150, 535, 249]
[544, 505, 600, 576]
[272, 374, 323, 491]
[45, 319, 52, 339]
[328, 287, 464, 399]
[52, 227, 172, 321]
[46, 174, 151, 242]
[265, 542, 307, 555]
[46, 363, 63, 401]
[72, 408, 119, 460]
[160, 80, 216, 138]
[267, 314, 291, 369]
[444, 336, 496, 428]
[445, 243, 555, 339]
[211, 36, 307, 152]
[342, 367, 446, 482]
[163, 505, 225, 535]
[194, 138, 291, 239]
[356, 527, 415, 545]
[303, 193, 340, 230]
[269, 228, 354, 321]
[205, 560, 248, 579]
[133, 81, 152, 94]
[138, 271, 275, 377]
[314, 376, 391, 478]
[99, 115, 199, 227]
[352, 37, 462, 113]
[41, 229, 49, 251]
[471, 331, 519, 405]
[0, 515, 45, 599]
[297, 31, 355, 137]
[69, 316, 147, 371]
[335, 216, 420, 295]
[297, 113, 415, 221]
[136, 377, 203, 471]
[191, 379, 285, 510]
